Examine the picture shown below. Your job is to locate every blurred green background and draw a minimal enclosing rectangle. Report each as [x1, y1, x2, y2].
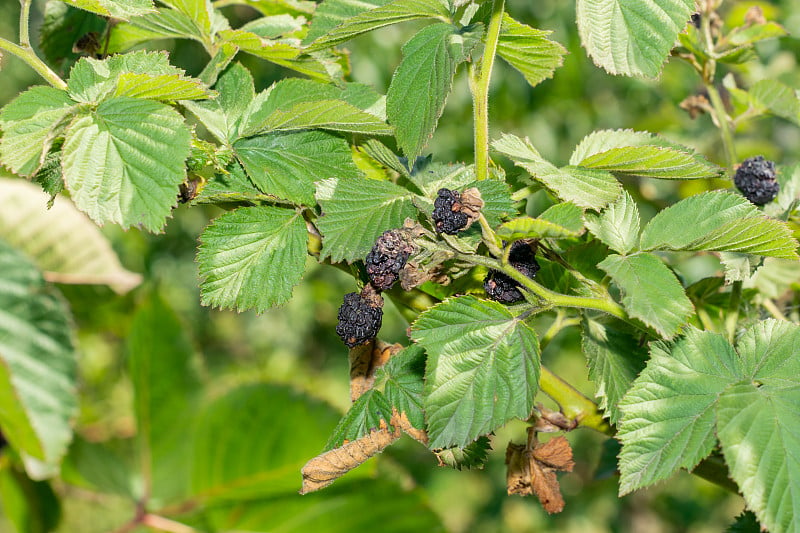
[2, 0, 799, 531]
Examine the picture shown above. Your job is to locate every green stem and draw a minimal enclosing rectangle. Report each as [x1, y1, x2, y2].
[699, 9, 737, 171]
[19, 0, 32, 47]
[706, 83, 737, 170]
[0, 37, 67, 90]
[725, 280, 742, 342]
[469, 0, 504, 181]
[464, 254, 629, 320]
[762, 298, 788, 321]
[539, 367, 611, 435]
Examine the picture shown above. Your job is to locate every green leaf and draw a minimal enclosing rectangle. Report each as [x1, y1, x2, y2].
[725, 511, 761, 533]
[219, 30, 341, 82]
[584, 190, 640, 254]
[640, 191, 799, 259]
[746, 257, 800, 300]
[196, 479, 444, 532]
[411, 295, 540, 448]
[182, 62, 255, 143]
[257, 100, 393, 135]
[570, 129, 671, 165]
[0, 177, 141, 293]
[315, 177, 417, 263]
[539, 202, 584, 233]
[598, 253, 693, 338]
[31, 149, 65, 205]
[581, 318, 647, 425]
[496, 216, 581, 241]
[127, 294, 199, 501]
[190, 383, 342, 501]
[493, 133, 621, 210]
[305, 0, 390, 43]
[378, 345, 426, 430]
[0, 239, 77, 478]
[107, 8, 205, 52]
[717, 320, 800, 533]
[61, 96, 190, 231]
[159, 0, 214, 34]
[0, 86, 76, 176]
[434, 436, 491, 470]
[727, 22, 787, 46]
[67, 50, 197, 103]
[113, 72, 213, 101]
[497, 14, 567, 88]
[325, 390, 394, 450]
[748, 79, 800, 126]
[197, 206, 308, 312]
[195, 161, 277, 205]
[387, 23, 482, 161]
[576, 0, 695, 78]
[496, 201, 583, 242]
[306, 0, 449, 51]
[235, 131, 358, 206]
[617, 328, 740, 494]
[238, 0, 315, 16]
[577, 145, 721, 180]
[60, 0, 155, 20]
[407, 162, 475, 199]
[243, 80, 386, 135]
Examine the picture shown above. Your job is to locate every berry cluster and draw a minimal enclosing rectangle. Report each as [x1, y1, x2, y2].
[484, 241, 540, 304]
[734, 156, 779, 206]
[365, 229, 415, 290]
[432, 188, 470, 234]
[335, 287, 384, 348]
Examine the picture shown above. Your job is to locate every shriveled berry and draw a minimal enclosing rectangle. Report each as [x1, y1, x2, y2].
[484, 271, 525, 303]
[336, 291, 383, 347]
[365, 229, 415, 290]
[484, 241, 540, 304]
[734, 156, 779, 206]
[432, 188, 469, 234]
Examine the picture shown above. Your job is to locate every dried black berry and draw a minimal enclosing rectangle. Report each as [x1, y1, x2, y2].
[365, 229, 415, 290]
[432, 188, 469, 234]
[734, 156, 779, 206]
[484, 271, 525, 303]
[484, 241, 540, 304]
[336, 290, 383, 347]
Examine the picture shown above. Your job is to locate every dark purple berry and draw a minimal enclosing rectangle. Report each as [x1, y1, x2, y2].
[365, 230, 415, 290]
[484, 241, 540, 304]
[734, 156, 779, 206]
[336, 291, 383, 347]
[432, 188, 469, 234]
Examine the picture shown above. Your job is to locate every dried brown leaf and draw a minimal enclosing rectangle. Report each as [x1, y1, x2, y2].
[300, 420, 400, 494]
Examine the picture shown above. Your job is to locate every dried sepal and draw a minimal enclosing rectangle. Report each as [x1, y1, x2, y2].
[505, 429, 575, 514]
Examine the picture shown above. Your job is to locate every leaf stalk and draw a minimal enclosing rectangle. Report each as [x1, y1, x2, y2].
[0, 37, 67, 90]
